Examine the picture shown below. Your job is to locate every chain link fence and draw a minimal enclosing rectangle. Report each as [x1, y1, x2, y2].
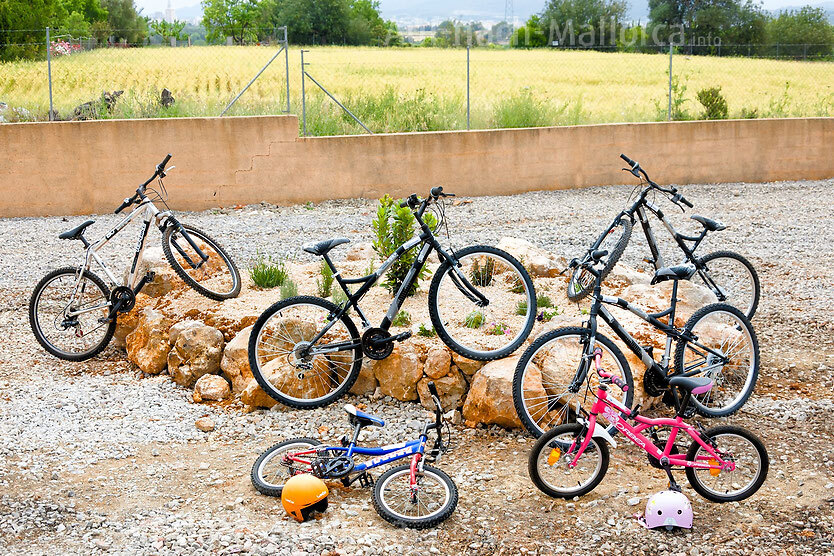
[1, 30, 832, 134]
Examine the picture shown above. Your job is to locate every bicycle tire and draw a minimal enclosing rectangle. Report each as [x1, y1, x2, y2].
[696, 250, 760, 321]
[428, 245, 536, 361]
[673, 303, 759, 418]
[372, 464, 458, 529]
[250, 438, 321, 497]
[685, 425, 768, 503]
[513, 327, 633, 438]
[567, 218, 632, 302]
[29, 267, 115, 362]
[162, 224, 241, 301]
[529, 422, 610, 498]
[249, 296, 362, 409]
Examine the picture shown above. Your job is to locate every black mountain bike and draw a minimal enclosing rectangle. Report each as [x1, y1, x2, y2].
[29, 155, 241, 362]
[248, 187, 537, 409]
[567, 154, 760, 320]
[515, 249, 759, 438]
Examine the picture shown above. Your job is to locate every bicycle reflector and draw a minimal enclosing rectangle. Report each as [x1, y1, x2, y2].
[547, 448, 561, 466]
[709, 459, 721, 477]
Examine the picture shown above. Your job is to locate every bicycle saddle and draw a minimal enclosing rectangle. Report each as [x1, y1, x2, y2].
[344, 404, 385, 428]
[668, 375, 713, 395]
[58, 220, 95, 241]
[690, 215, 726, 232]
[651, 264, 696, 285]
[303, 238, 350, 256]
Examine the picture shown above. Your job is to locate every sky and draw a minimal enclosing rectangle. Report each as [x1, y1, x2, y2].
[133, 0, 830, 20]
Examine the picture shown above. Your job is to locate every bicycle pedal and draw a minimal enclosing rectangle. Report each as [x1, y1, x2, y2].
[391, 331, 412, 343]
[357, 473, 374, 488]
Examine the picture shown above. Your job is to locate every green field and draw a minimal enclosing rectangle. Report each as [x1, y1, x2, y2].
[1, 46, 832, 133]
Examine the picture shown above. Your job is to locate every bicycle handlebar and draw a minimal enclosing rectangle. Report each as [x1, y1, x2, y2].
[595, 349, 630, 392]
[399, 187, 455, 210]
[116, 154, 173, 214]
[620, 154, 692, 211]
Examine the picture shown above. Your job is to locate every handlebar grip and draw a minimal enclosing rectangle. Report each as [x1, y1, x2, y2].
[399, 200, 409, 208]
[159, 153, 172, 170]
[620, 153, 636, 166]
[680, 195, 694, 208]
[115, 197, 132, 214]
[610, 375, 629, 392]
[430, 186, 443, 198]
[591, 249, 609, 262]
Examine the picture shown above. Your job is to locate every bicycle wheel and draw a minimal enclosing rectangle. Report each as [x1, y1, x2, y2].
[694, 251, 760, 320]
[685, 425, 768, 503]
[529, 422, 609, 499]
[567, 218, 632, 302]
[674, 304, 758, 418]
[29, 267, 115, 362]
[249, 296, 362, 409]
[162, 224, 241, 301]
[429, 245, 536, 361]
[251, 438, 321, 497]
[372, 464, 458, 529]
[513, 327, 633, 438]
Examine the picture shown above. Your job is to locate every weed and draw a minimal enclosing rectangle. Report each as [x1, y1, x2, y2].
[249, 253, 288, 289]
[485, 322, 510, 335]
[331, 286, 348, 307]
[304, 201, 314, 210]
[537, 293, 554, 309]
[317, 260, 335, 298]
[470, 257, 496, 287]
[280, 278, 299, 300]
[417, 323, 437, 337]
[392, 310, 412, 327]
[516, 300, 529, 315]
[696, 86, 729, 120]
[464, 310, 485, 329]
[537, 307, 561, 322]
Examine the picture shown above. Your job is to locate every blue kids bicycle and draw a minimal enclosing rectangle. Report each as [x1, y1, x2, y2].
[250, 383, 457, 529]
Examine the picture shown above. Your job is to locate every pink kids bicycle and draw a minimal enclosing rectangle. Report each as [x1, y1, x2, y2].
[528, 349, 768, 502]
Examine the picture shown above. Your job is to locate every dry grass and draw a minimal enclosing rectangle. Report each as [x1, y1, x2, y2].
[1, 46, 832, 131]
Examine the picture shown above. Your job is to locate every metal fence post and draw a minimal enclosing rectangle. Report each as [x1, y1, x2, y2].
[667, 43, 673, 122]
[46, 27, 54, 121]
[283, 26, 290, 113]
[466, 42, 471, 130]
[301, 49, 308, 136]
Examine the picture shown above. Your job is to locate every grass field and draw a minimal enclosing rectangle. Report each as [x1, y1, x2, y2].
[1, 46, 832, 134]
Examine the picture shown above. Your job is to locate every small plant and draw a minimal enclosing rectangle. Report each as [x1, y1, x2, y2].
[417, 323, 437, 337]
[580, 307, 589, 315]
[280, 278, 299, 300]
[536, 293, 553, 309]
[249, 253, 288, 289]
[304, 201, 314, 210]
[740, 107, 759, 119]
[331, 286, 348, 307]
[392, 310, 412, 327]
[696, 86, 729, 120]
[371, 195, 437, 297]
[537, 307, 561, 322]
[657, 72, 691, 121]
[516, 300, 531, 315]
[485, 322, 510, 336]
[464, 310, 485, 329]
[317, 260, 335, 298]
[470, 257, 496, 287]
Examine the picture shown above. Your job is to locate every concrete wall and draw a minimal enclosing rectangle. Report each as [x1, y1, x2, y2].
[1, 115, 832, 218]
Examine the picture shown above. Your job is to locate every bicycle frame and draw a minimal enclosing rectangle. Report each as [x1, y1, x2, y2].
[305, 204, 488, 352]
[286, 437, 428, 475]
[569, 384, 733, 474]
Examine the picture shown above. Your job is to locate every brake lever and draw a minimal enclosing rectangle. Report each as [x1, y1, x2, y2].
[621, 167, 640, 178]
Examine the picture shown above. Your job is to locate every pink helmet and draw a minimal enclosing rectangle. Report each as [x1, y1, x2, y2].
[644, 490, 693, 530]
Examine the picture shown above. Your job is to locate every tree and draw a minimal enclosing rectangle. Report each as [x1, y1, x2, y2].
[510, 15, 548, 47]
[61, 10, 92, 38]
[489, 20, 513, 43]
[101, 0, 147, 43]
[540, 0, 628, 47]
[766, 7, 834, 58]
[0, 0, 64, 60]
[434, 19, 481, 46]
[58, 0, 107, 24]
[150, 19, 187, 43]
[260, 0, 350, 45]
[648, 0, 767, 49]
[201, 0, 259, 44]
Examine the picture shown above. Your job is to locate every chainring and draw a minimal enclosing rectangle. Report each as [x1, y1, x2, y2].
[642, 366, 667, 397]
[362, 327, 394, 360]
[110, 286, 136, 313]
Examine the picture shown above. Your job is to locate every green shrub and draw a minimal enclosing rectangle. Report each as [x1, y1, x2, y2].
[464, 310, 485, 329]
[696, 87, 729, 120]
[317, 260, 335, 298]
[516, 300, 529, 315]
[537, 293, 554, 309]
[371, 194, 437, 296]
[331, 286, 348, 307]
[470, 257, 496, 287]
[493, 89, 551, 128]
[417, 323, 437, 337]
[392, 310, 412, 327]
[740, 107, 759, 119]
[249, 253, 288, 289]
[280, 278, 299, 300]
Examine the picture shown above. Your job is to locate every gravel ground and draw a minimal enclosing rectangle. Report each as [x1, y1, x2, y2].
[1, 179, 833, 554]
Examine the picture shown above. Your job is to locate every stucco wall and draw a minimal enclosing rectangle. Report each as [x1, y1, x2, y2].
[1, 115, 832, 218]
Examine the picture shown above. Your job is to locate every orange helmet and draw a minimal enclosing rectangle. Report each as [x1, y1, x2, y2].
[281, 474, 329, 522]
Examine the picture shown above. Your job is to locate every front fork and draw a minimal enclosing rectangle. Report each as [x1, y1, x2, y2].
[166, 220, 209, 269]
[409, 452, 423, 503]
